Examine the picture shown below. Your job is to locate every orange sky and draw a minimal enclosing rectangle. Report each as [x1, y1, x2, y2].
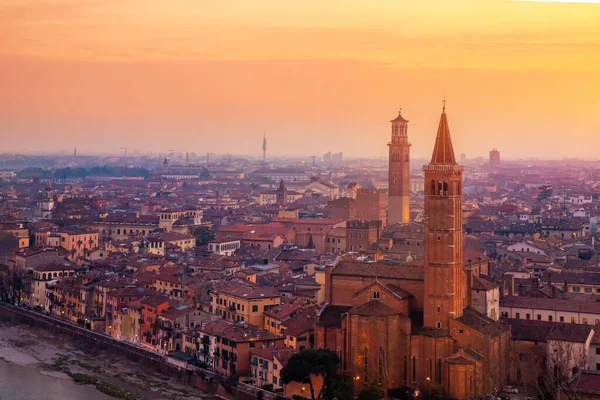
[1, 0, 599, 159]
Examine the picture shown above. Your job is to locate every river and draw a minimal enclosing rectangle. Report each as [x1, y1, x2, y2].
[0, 360, 113, 400]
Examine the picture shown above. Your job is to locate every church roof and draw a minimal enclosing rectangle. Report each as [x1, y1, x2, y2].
[390, 109, 409, 123]
[430, 107, 457, 165]
[455, 309, 508, 337]
[316, 305, 352, 328]
[332, 261, 424, 281]
[348, 299, 402, 317]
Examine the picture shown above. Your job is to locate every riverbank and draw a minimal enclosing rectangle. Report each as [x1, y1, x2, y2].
[0, 320, 211, 400]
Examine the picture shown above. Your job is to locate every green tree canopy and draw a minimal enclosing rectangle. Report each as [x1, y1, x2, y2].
[280, 349, 340, 400]
[357, 384, 384, 400]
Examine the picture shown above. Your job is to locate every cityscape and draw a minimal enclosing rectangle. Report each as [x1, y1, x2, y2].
[2, 1, 600, 400]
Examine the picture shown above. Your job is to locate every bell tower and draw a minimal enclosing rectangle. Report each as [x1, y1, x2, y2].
[388, 108, 411, 225]
[423, 101, 466, 330]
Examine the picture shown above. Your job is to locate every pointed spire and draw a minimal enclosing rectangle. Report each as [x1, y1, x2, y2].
[430, 99, 457, 165]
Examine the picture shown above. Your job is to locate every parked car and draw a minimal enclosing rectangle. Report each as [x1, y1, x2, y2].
[33, 305, 42, 312]
[503, 386, 518, 394]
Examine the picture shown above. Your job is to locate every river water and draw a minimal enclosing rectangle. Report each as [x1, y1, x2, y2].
[0, 360, 113, 400]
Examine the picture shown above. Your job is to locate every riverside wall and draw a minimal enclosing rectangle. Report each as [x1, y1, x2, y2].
[0, 304, 267, 400]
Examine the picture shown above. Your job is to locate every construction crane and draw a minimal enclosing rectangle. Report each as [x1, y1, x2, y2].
[120, 147, 128, 157]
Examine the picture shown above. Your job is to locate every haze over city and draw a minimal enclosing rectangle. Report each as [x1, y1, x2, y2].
[1, 0, 600, 159]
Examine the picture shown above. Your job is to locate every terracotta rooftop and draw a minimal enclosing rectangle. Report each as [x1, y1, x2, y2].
[455, 309, 508, 337]
[215, 282, 281, 300]
[471, 275, 498, 291]
[316, 305, 352, 328]
[332, 261, 424, 281]
[349, 299, 403, 317]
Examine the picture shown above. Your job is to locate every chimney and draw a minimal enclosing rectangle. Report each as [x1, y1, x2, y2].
[507, 274, 515, 297]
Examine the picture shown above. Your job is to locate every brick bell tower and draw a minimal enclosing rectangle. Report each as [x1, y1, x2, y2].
[423, 101, 466, 330]
[388, 108, 411, 225]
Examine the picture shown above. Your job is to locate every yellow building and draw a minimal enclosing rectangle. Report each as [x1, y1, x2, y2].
[54, 228, 99, 260]
[211, 282, 281, 326]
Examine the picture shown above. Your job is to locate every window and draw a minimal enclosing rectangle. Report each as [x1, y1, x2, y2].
[560, 316, 565, 322]
[436, 322, 441, 329]
[459, 329, 463, 334]
[549, 315, 553, 322]
[437, 306, 440, 313]
[515, 312, 520, 319]
[596, 348, 600, 355]
[428, 358, 433, 379]
[537, 314, 542, 321]
[378, 348, 384, 384]
[573, 287, 581, 292]
[436, 359, 442, 384]
[411, 356, 417, 382]
[583, 318, 589, 324]
[252, 305, 258, 312]
[571, 317, 577, 323]
[250, 342, 255, 348]
[364, 347, 368, 383]
[585, 288, 592, 293]
[526, 313, 531, 320]
[373, 291, 380, 299]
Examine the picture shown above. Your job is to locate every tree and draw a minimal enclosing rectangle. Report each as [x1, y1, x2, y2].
[193, 226, 215, 246]
[357, 384, 384, 400]
[10, 268, 24, 306]
[325, 373, 355, 400]
[281, 349, 340, 400]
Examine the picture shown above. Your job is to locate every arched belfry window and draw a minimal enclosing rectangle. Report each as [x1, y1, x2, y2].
[443, 181, 448, 196]
[431, 180, 436, 195]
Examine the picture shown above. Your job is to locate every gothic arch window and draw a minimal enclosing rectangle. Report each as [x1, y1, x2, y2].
[436, 359, 442, 384]
[378, 347, 384, 384]
[364, 347, 369, 383]
[411, 356, 417, 383]
[373, 291, 380, 299]
[428, 358, 433, 380]
[443, 180, 448, 196]
[403, 356, 408, 382]
[438, 181, 443, 196]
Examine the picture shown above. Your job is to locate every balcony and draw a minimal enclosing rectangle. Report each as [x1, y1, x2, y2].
[228, 305, 236, 311]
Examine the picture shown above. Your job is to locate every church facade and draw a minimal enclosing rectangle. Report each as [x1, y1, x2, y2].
[316, 106, 511, 399]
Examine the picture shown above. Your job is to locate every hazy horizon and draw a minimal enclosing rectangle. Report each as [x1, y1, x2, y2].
[2, 0, 599, 159]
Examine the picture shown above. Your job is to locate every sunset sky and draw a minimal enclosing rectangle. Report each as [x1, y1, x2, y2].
[1, 0, 599, 159]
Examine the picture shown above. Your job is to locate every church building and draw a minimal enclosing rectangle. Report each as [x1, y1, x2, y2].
[316, 105, 511, 400]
